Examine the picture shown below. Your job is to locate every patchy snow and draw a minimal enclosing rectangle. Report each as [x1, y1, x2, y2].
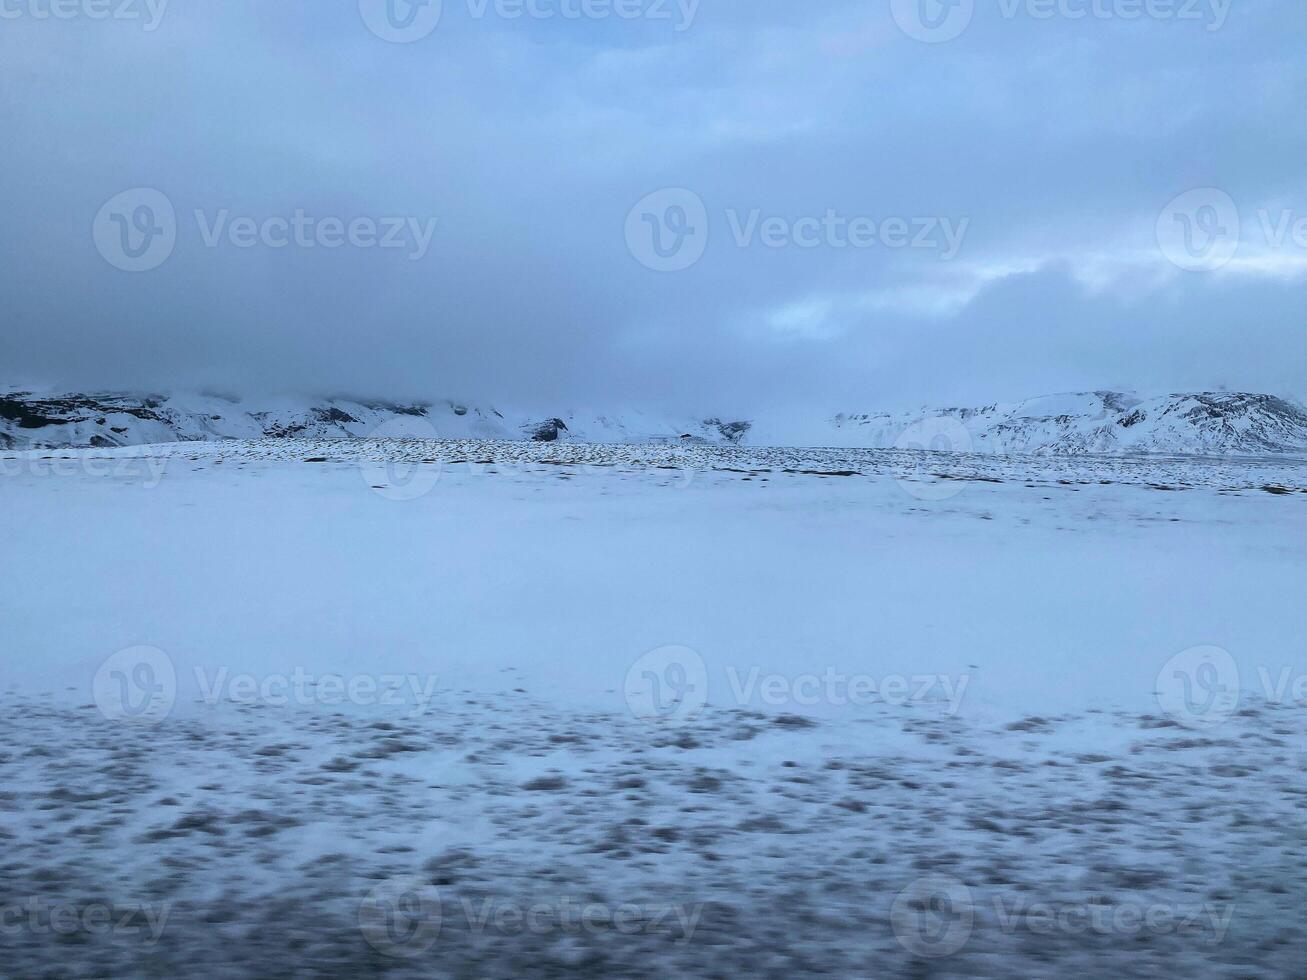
[832, 390, 1307, 455]
[0, 388, 753, 451]
[2, 439, 1305, 976]
[7, 387, 1307, 457]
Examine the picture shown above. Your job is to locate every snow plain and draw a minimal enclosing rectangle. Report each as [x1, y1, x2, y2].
[2, 439, 1305, 977]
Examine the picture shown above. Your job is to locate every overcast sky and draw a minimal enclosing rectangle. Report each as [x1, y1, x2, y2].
[2, 0, 1305, 412]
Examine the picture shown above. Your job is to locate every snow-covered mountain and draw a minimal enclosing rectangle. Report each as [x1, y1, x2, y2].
[831, 391, 1307, 456]
[4, 387, 1307, 456]
[0, 389, 752, 451]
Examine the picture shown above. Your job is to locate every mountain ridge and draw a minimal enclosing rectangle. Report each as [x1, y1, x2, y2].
[832, 391, 1307, 456]
[4, 387, 1307, 457]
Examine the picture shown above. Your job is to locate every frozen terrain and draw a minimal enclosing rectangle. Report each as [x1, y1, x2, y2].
[832, 391, 1307, 456]
[0, 388, 756, 451]
[2, 438, 1305, 977]
[6, 387, 1307, 456]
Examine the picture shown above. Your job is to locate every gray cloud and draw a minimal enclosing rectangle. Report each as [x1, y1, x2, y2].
[1, 0, 1304, 410]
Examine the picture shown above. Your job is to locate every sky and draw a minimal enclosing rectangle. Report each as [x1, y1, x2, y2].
[1, 0, 1305, 413]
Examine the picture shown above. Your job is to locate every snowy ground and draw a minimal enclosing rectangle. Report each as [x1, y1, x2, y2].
[2, 440, 1305, 977]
